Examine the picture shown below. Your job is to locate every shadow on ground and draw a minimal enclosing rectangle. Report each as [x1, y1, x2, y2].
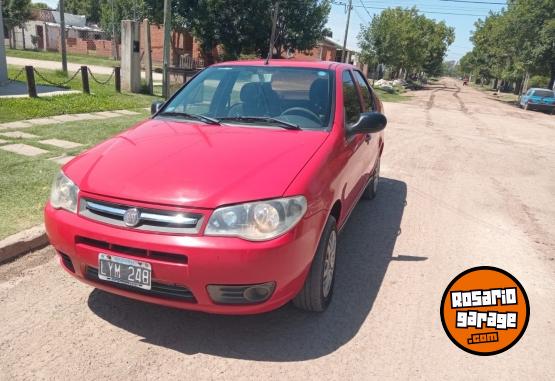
[88, 177, 419, 361]
[0, 80, 77, 98]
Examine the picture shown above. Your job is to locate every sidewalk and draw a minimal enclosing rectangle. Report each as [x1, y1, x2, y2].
[6, 56, 163, 81]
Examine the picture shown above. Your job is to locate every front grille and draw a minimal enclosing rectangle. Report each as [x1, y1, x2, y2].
[79, 198, 203, 234]
[76, 236, 188, 264]
[59, 251, 75, 272]
[85, 267, 196, 302]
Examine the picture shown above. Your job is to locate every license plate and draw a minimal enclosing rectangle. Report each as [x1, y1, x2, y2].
[98, 253, 151, 290]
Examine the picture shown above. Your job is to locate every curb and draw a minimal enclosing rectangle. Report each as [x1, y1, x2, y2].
[0, 224, 49, 264]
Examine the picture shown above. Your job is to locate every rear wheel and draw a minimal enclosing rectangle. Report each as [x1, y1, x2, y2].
[293, 216, 337, 312]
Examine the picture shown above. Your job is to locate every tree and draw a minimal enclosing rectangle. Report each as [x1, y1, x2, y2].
[100, 0, 146, 40]
[358, 7, 454, 78]
[465, 0, 555, 90]
[64, 0, 106, 24]
[143, 0, 331, 63]
[420, 18, 454, 76]
[266, 0, 332, 58]
[30, 2, 49, 9]
[3, 0, 32, 48]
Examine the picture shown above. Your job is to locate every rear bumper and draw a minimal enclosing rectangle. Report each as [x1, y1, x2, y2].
[525, 102, 554, 111]
[45, 203, 327, 314]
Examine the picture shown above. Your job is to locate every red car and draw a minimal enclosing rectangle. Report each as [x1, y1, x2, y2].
[45, 60, 386, 314]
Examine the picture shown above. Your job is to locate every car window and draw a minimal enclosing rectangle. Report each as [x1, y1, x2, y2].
[342, 70, 361, 125]
[162, 66, 333, 130]
[229, 71, 261, 106]
[533, 89, 554, 97]
[165, 69, 226, 115]
[353, 70, 374, 111]
[526, 89, 533, 96]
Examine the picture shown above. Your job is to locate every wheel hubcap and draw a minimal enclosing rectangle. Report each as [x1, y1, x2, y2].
[322, 230, 337, 298]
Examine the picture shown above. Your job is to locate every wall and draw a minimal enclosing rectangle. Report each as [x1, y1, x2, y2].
[292, 44, 338, 61]
[139, 21, 203, 65]
[9, 19, 207, 67]
[11, 21, 45, 50]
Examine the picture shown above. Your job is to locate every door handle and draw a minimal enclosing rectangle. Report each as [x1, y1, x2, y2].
[364, 133, 371, 143]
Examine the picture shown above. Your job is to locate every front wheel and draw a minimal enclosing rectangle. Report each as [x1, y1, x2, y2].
[524, 103, 529, 110]
[293, 216, 337, 312]
[362, 159, 380, 200]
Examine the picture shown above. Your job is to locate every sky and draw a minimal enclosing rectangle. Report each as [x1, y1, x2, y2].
[41, 0, 507, 62]
[327, 0, 507, 61]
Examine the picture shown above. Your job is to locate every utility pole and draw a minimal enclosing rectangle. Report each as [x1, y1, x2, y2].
[266, 1, 279, 64]
[341, 0, 352, 63]
[59, 0, 68, 74]
[144, 19, 153, 95]
[0, 0, 9, 84]
[162, 0, 171, 98]
[111, 0, 117, 59]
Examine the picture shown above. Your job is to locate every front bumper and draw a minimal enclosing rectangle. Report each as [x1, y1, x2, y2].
[45, 203, 327, 314]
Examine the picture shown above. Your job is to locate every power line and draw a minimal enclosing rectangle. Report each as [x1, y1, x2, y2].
[332, 1, 489, 17]
[358, 0, 372, 19]
[439, 0, 505, 4]
[356, 5, 488, 17]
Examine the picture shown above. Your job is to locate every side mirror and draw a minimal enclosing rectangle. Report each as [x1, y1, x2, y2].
[348, 112, 387, 136]
[151, 100, 164, 115]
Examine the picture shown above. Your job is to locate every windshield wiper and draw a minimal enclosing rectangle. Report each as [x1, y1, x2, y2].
[158, 111, 221, 125]
[217, 116, 301, 130]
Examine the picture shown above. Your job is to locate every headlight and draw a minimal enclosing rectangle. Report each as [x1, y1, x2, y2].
[50, 171, 79, 213]
[205, 196, 307, 241]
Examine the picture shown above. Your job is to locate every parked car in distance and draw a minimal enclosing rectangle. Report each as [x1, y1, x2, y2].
[45, 60, 386, 314]
[519, 88, 555, 113]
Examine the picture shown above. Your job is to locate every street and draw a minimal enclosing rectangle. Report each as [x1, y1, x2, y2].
[1, 78, 554, 380]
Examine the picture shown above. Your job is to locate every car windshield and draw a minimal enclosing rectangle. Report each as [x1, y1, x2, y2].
[160, 66, 334, 130]
[533, 89, 554, 97]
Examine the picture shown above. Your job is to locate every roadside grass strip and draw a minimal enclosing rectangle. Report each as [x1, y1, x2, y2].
[1, 66, 160, 123]
[0, 112, 148, 239]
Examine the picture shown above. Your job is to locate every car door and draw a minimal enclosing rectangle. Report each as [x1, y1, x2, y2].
[339, 69, 369, 217]
[352, 70, 381, 177]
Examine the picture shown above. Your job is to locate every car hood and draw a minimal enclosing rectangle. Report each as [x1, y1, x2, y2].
[65, 118, 328, 208]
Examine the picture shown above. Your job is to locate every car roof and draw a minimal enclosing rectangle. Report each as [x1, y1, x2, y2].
[211, 59, 349, 70]
[530, 88, 554, 91]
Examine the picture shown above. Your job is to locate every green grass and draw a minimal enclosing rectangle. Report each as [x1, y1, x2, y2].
[0, 113, 148, 239]
[375, 88, 411, 102]
[6, 48, 119, 67]
[1, 65, 160, 123]
[470, 83, 519, 104]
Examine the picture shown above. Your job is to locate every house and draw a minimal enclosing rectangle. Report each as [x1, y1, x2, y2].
[8, 9, 106, 52]
[288, 37, 358, 65]
[7, 10, 206, 68]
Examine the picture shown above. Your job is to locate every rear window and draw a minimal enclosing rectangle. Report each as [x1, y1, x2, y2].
[533, 89, 554, 97]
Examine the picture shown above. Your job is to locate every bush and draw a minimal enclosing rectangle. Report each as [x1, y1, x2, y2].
[528, 75, 549, 88]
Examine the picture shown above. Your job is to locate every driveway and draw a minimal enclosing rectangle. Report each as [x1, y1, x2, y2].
[0, 78, 554, 380]
[6, 56, 163, 81]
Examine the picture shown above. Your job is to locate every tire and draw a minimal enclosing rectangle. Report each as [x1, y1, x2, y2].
[362, 158, 380, 200]
[293, 216, 337, 312]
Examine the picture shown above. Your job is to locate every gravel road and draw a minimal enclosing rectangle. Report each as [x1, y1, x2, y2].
[1, 78, 554, 380]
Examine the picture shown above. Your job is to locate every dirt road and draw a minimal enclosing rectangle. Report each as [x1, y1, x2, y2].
[1, 78, 554, 380]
